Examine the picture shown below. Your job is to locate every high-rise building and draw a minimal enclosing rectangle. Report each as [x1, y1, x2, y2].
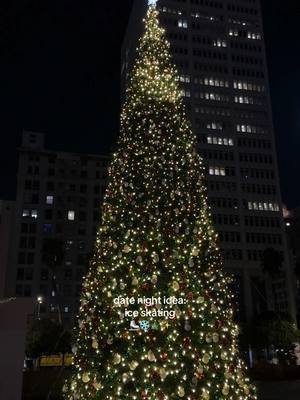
[285, 206, 300, 324]
[0, 200, 15, 298]
[5, 132, 109, 326]
[121, 0, 296, 320]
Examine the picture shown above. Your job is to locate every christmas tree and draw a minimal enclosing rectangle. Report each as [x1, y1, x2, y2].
[64, 4, 256, 400]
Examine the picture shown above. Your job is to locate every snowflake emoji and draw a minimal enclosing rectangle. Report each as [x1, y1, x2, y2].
[139, 320, 150, 332]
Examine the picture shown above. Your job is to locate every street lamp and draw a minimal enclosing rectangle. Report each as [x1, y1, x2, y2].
[37, 296, 43, 320]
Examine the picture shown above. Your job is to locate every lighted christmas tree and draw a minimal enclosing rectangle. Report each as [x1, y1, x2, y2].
[64, 4, 256, 400]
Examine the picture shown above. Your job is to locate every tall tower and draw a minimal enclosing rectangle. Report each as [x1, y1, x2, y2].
[122, 0, 296, 321]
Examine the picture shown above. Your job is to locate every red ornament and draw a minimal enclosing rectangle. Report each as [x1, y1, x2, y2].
[183, 337, 191, 347]
[187, 292, 193, 300]
[157, 391, 165, 400]
[141, 391, 147, 399]
[161, 353, 168, 361]
[152, 371, 160, 381]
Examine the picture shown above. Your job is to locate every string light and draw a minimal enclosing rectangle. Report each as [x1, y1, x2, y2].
[63, 7, 257, 400]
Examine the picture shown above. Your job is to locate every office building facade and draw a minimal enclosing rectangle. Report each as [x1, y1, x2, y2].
[122, 0, 296, 320]
[5, 132, 109, 326]
[0, 200, 15, 299]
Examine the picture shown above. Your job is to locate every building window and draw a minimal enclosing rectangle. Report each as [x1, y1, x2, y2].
[68, 210, 75, 221]
[22, 209, 30, 217]
[180, 88, 191, 97]
[179, 74, 190, 83]
[207, 136, 234, 146]
[247, 201, 280, 212]
[46, 195, 54, 205]
[178, 19, 188, 28]
[213, 39, 227, 47]
[41, 269, 49, 281]
[233, 80, 265, 92]
[194, 77, 229, 88]
[209, 166, 226, 176]
[43, 224, 53, 234]
[236, 124, 266, 134]
[31, 210, 38, 219]
[206, 122, 223, 130]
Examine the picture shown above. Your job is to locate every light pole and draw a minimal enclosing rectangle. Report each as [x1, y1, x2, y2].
[37, 296, 43, 320]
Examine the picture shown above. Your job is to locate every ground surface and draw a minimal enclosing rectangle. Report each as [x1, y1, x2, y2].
[22, 371, 300, 400]
[257, 380, 300, 400]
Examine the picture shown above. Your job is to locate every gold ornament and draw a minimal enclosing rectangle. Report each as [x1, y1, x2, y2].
[136, 255, 143, 265]
[192, 247, 199, 256]
[123, 245, 131, 253]
[159, 367, 167, 379]
[107, 336, 113, 345]
[132, 277, 138, 286]
[172, 281, 180, 291]
[147, 350, 156, 362]
[224, 371, 232, 379]
[113, 353, 121, 365]
[178, 386, 185, 397]
[129, 361, 139, 371]
[202, 391, 210, 400]
[222, 385, 230, 396]
[211, 304, 218, 313]
[202, 353, 210, 364]
[92, 381, 102, 390]
[212, 333, 219, 343]
[151, 274, 158, 284]
[152, 252, 159, 263]
[197, 296, 205, 304]
[244, 386, 250, 395]
[206, 334, 212, 343]
[92, 338, 98, 349]
[82, 372, 90, 383]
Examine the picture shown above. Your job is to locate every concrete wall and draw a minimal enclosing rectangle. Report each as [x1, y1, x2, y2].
[0, 299, 33, 400]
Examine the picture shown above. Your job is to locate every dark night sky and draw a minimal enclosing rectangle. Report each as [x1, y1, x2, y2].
[0, 0, 299, 208]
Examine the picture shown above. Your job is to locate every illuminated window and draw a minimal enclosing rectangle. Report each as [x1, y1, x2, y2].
[234, 95, 254, 104]
[178, 19, 188, 28]
[207, 136, 234, 146]
[68, 210, 75, 221]
[209, 166, 226, 176]
[206, 122, 223, 130]
[213, 39, 227, 47]
[236, 124, 266, 134]
[197, 77, 229, 88]
[22, 209, 30, 217]
[46, 195, 54, 205]
[229, 29, 238, 37]
[31, 210, 38, 219]
[179, 74, 190, 83]
[197, 92, 230, 103]
[247, 31, 261, 40]
[180, 88, 191, 98]
[247, 201, 280, 212]
[233, 80, 265, 92]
